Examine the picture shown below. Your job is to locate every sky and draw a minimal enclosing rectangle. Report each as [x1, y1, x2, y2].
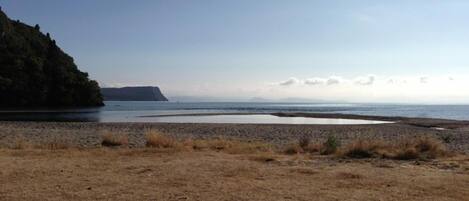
[2, 0, 469, 103]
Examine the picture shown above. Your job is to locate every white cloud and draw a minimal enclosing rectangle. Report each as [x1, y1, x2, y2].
[304, 77, 326, 85]
[420, 76, 429, 84]
[277, 77, 300, 86]
[355, 75, 375, 85]
[326, 76, 342, 85]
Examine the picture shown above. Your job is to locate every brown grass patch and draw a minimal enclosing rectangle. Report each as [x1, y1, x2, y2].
[38, 138, 71, 150]
[283, 143, 303, 155]
[339, 137, 452, 160]
[145, 130, 180, 148]
[192, 138, 272, 154]
[393, 137, 450, 160]
[336, 172, 363, 179]
[12, 137, 32, 149]
[249, 153, 277, 162]
[339, 139, 388, 159]
[144, 131, 271, 154]
[101, 132, 129, 147]
[290, 168, 318, 175]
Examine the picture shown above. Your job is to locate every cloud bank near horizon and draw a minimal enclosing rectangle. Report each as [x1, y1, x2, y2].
[99, 74, 469, 104]
[267, 74, 469, 103]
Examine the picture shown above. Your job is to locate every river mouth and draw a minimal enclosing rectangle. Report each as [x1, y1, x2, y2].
[137, 114, 393, 125]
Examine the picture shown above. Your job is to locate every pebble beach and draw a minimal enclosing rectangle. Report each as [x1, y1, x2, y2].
[1, 113, 469, 153]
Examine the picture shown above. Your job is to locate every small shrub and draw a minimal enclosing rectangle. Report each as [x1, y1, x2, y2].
[439, 134, 453, 143]
[296, 136, 324, 153]
[321, 135, 340, 155]
[101, 132, 129, 147]
[298, 136, 310, 150]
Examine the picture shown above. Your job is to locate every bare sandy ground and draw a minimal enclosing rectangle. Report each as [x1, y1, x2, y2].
[0, 148, 468, 201]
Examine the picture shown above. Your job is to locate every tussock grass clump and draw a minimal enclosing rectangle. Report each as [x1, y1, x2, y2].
[285, 135, 340, 155]
[298, 136, 311, 150]
[393, 137, 450, 160]
[145, 130, 179, 148]
[340, 139, 388, 159]
[320, 135, 340, 155]
[339, 137, 451, 160]
[101, 132, 129, 147]
[283, 143, 303, 155]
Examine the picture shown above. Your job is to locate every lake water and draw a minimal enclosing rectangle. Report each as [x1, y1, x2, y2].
[0, 101, 469, 123]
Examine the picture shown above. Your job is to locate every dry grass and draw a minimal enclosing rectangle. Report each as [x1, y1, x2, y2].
[339, 137, 452, 160]
[283, 143, 303, 155]
[285, 135, 339, 155]
[248, 152, 277, 162]
[393, 137, 451, 160]
[190, 138, 272, 154]
[145, 130, 179, 148]
[101, 131, 129, 147]
[339, 139, 388, 159]
[38, 138, 71, 150]
[1, 149, 468, 201]
[144, 130, 272, 154]
[336, 172, 363, 179]
[12, 137, 31, 149]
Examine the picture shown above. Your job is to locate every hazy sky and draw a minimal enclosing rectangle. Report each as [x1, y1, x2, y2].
[2, 0, 469, 103]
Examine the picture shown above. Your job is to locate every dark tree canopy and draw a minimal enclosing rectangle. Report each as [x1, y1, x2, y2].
[0, 10, 103, 107]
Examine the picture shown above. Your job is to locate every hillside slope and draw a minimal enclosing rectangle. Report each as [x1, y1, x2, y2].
[0, 9, 103, 107]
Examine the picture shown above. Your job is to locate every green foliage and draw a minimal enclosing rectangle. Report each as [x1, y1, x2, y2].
[0, 10, 103, 107]
[320, 135, 340, 155]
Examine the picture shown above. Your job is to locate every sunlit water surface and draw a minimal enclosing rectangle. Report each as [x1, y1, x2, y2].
[0, 101, 468, 123]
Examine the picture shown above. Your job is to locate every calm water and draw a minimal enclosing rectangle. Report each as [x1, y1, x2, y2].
[143, 114, 390, 125]
[0, 101, 469, 123]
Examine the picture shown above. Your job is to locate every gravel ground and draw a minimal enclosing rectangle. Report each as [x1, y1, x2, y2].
[1, 121, 468, 153]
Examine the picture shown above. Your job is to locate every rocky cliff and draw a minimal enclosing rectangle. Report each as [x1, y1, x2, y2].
[101, 86, 168, 101]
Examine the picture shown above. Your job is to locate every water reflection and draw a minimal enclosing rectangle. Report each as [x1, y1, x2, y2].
[139, 114, 391, 125]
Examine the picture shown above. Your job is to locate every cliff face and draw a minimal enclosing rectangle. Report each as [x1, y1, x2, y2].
[101, 87, 168, 101]
[0, 9, 103, 107]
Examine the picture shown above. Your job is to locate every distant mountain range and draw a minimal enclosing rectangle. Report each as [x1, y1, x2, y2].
[101, 86, 168, 101]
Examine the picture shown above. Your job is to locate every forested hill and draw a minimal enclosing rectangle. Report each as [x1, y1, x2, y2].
[0, 8, 103, 107]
